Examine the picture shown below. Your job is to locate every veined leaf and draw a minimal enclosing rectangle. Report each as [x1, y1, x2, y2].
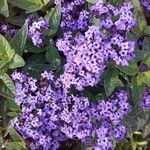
[0, 73, 15, 100]
[8, 0, 43, 13]
[9, 54, 25, 69]
[10, 22, 28, 56]
[0, 34, 15, 74]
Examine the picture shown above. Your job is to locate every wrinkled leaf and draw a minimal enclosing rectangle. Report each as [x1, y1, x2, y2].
[0, 73, 15, 100]
[9, 54, 25, 69]
[0, 34, 15, 71]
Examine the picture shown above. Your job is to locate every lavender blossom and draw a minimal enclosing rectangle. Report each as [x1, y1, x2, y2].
[11, 71, 131, 150]
[26, 16, 49, 47]
[140, 0, 150, 11]
[140, 87, 150, 109]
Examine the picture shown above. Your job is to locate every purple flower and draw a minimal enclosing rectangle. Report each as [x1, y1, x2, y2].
[140, 87, 150, 109]
[12, 71, 131, 150]
[26, 16, 49, 47]
[140, 0, 150, 11]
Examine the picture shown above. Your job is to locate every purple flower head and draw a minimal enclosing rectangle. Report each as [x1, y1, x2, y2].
[59, 0, 89, 31]
[56, 26, 108, 92]
[140, 0, 150, 11]
[12, 70, 131, 150]
[140, 87, 150, 109]
[26, 16, 49, 47]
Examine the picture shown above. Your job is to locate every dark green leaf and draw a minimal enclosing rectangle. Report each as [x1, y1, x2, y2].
[131, 76, 144, 106]
[9, 54, 25, 69]
[23, 61, 56, 78]
[116, 61, 138, 76]
[104, 67, 123, 96]
[45, 4, 61, 35]
[8, 0, 43, 13]
[131, 0, 147, 34]
[24, 40, 46, 53]
[46, 46, 61, 68]
[10, 22, 28, 56]
[0, 0, 9, 17]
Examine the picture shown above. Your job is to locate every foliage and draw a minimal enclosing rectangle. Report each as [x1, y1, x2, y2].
[0, 0, 150, 149]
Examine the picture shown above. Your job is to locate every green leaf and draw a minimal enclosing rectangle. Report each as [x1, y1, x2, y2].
[131, 0, 147, 34]
[8, 0, 43, 13]
[104, 67, 123, 96]
[131, 76, 144, 106]
[6, 99, 20, 112]
[24, 40, 46, 53]
[116, 61, 138, 76]
[138, 71, 150, 87]
[42, 0, 51, 5]
[86, 0, 96, 4]
[0, 73, 15, 100]
[23, 61, 56, 78]
[0, 34, 15, 72]
[4, 141, 26, 150]
[109, 0, 123, 5]
[10, 22, 28, 56]
[0, 0, 9, 17]
[9, 54, 25, 69]
[136, 141, 148, 146]
[46, 46, 61, 68]
[45, 4, 61, 35]
[7, 127, 24, 142]
[143, 26, 150, 36]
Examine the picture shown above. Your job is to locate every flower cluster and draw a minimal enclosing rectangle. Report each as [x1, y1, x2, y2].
[140, 0, 150, 11]
[57, 26, 108, 92]
[55, 0, 89, 31]
[56, 1, 136, 92]
[0, 23, 16, 37]
[140, 87, 150, 109]
[11, 71, 131, 150]
[90, 1, 136, 66]
[26, 16, 49, 47]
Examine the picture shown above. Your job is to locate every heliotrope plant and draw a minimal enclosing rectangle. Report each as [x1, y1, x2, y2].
[0, 0, 150, 150]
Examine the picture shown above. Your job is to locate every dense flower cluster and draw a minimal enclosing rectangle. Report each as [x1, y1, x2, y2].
[91, 1, 136, 65]
[140, 0, 150, 11]
[57, 26, 108, 92]
[0, 23, 16, 37]
[26, 16, 49, 47]
[11, 71, 131, 150]
[55, 0, 89, 31]
[56, 1, 136, 92]
[140, 87, 150, 109]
